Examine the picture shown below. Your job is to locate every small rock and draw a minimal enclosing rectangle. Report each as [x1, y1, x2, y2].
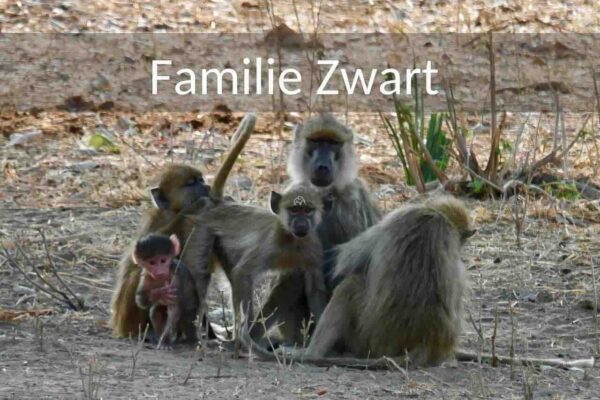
[68, 161, 99, 172]
[76, 148, 99, 156]
[117, 117, 134, 132]
[354, 134, 373, 146]
[8, 128, 42, 146]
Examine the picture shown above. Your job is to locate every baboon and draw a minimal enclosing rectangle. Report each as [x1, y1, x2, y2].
[244, 196, 474, 366]
[133, 233, 198, 349]
[190, 182, 330, 343]
[252, 114, 381, 344]
[110, 113, 256, 338]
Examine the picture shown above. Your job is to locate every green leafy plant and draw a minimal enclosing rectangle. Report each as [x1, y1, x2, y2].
[380, 73, 450, 191]
[542, 182, 580, 200]
[420, 113, 450, 183]
[468, 178, 485, 195]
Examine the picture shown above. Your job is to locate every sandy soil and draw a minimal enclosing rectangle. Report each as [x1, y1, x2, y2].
[1, 200, 599, 399]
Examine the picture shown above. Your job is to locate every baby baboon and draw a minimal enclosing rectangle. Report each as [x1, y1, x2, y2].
[253, 114, 381, 343]
[191, 182, 330, 341]
[133, 233, 198, 349]
[246, 196, 473, 366]
[110, 114, 256, 339]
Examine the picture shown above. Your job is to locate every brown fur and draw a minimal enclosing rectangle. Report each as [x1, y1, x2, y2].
[245, 196, 473, 367]
[110, 114, 256, 339]
[189, 183, 328, 343]
[253, 114, 381, 344]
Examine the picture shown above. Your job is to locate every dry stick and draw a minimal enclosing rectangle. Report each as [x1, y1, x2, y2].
[182, 349, 198, 385]
[14, 238, 76, 302]
[3, 247, 79, 310]
[58, 272, 113, 290]
[455, 350, 594, 370]
[499, 113, 531, 180]
[560, 106, 568, 177]
[515, 114, 590, 181]
[129, 324, 149, 381]
[484, 31, 501, 186]
[491, 305, 499, 367]
[251, 350, 594, 371]
[309, 0, 324, 113]
[442, 76, 482, 177]
[114, 132, 157, 169]
[592, 256, 600, 356]
[399, 129, 426, 193]
[408, 126, 449, 185]
[509, 302, 516, 380]
[38, 229, 84, 309]
[593, 68, 600, 120]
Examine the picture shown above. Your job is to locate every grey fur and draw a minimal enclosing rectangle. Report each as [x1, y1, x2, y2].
[305, 196, 470, 365]
[253, 114, 381, 345]
[136, 260, 199, 346]
[189, 183, 328, 335]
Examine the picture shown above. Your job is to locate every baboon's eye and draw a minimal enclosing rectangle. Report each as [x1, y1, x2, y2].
[289, 206, 302, 215]
[160, 258, 167, 264]
[186, 177, 198, 186]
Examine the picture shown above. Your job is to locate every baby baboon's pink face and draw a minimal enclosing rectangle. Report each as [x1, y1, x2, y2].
[140, 254, 173, 282]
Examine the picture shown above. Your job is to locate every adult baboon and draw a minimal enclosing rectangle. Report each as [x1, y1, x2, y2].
[244, 195, 474, 366]
[252, 114, 381, 344]
[110, 114, 256, 338]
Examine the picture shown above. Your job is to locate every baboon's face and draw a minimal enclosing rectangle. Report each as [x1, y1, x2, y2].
[177, 173, 210, 208]
[151, 167, 210, 210]
[305, 139, 343, 187]
[138, 253, 173, 282]
[286, 205, 317, 238]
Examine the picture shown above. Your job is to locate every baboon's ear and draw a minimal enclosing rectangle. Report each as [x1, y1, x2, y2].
[169, 234, 181, 256]
[269, 191, 282, 214]
[131, 250, 140, 266]
[150, 187, 169, 209]
[292, 124, 303, 143]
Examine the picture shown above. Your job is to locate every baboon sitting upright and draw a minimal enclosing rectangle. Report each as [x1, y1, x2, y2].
[251, 114, 381, 344]
[110, 114, 255, 339]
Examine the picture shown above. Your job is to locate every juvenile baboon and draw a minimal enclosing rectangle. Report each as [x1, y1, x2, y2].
[253, 114, 381, 344]
[110, 113, 256, 338]
[245, 196, 474, 366]
[190, 182, 330, 343]
[133, 233, 198, 349]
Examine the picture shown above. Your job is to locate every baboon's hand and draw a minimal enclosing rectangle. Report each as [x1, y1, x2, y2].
[149, 285, 177, 305]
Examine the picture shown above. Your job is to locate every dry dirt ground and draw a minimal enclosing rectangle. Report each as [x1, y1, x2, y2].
[1, 195, 599, 399]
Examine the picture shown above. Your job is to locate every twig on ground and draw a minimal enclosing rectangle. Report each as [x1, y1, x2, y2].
[129, 324, 149, 381]
[2, 243, 83, 311]
[38, 229, 85, 309]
